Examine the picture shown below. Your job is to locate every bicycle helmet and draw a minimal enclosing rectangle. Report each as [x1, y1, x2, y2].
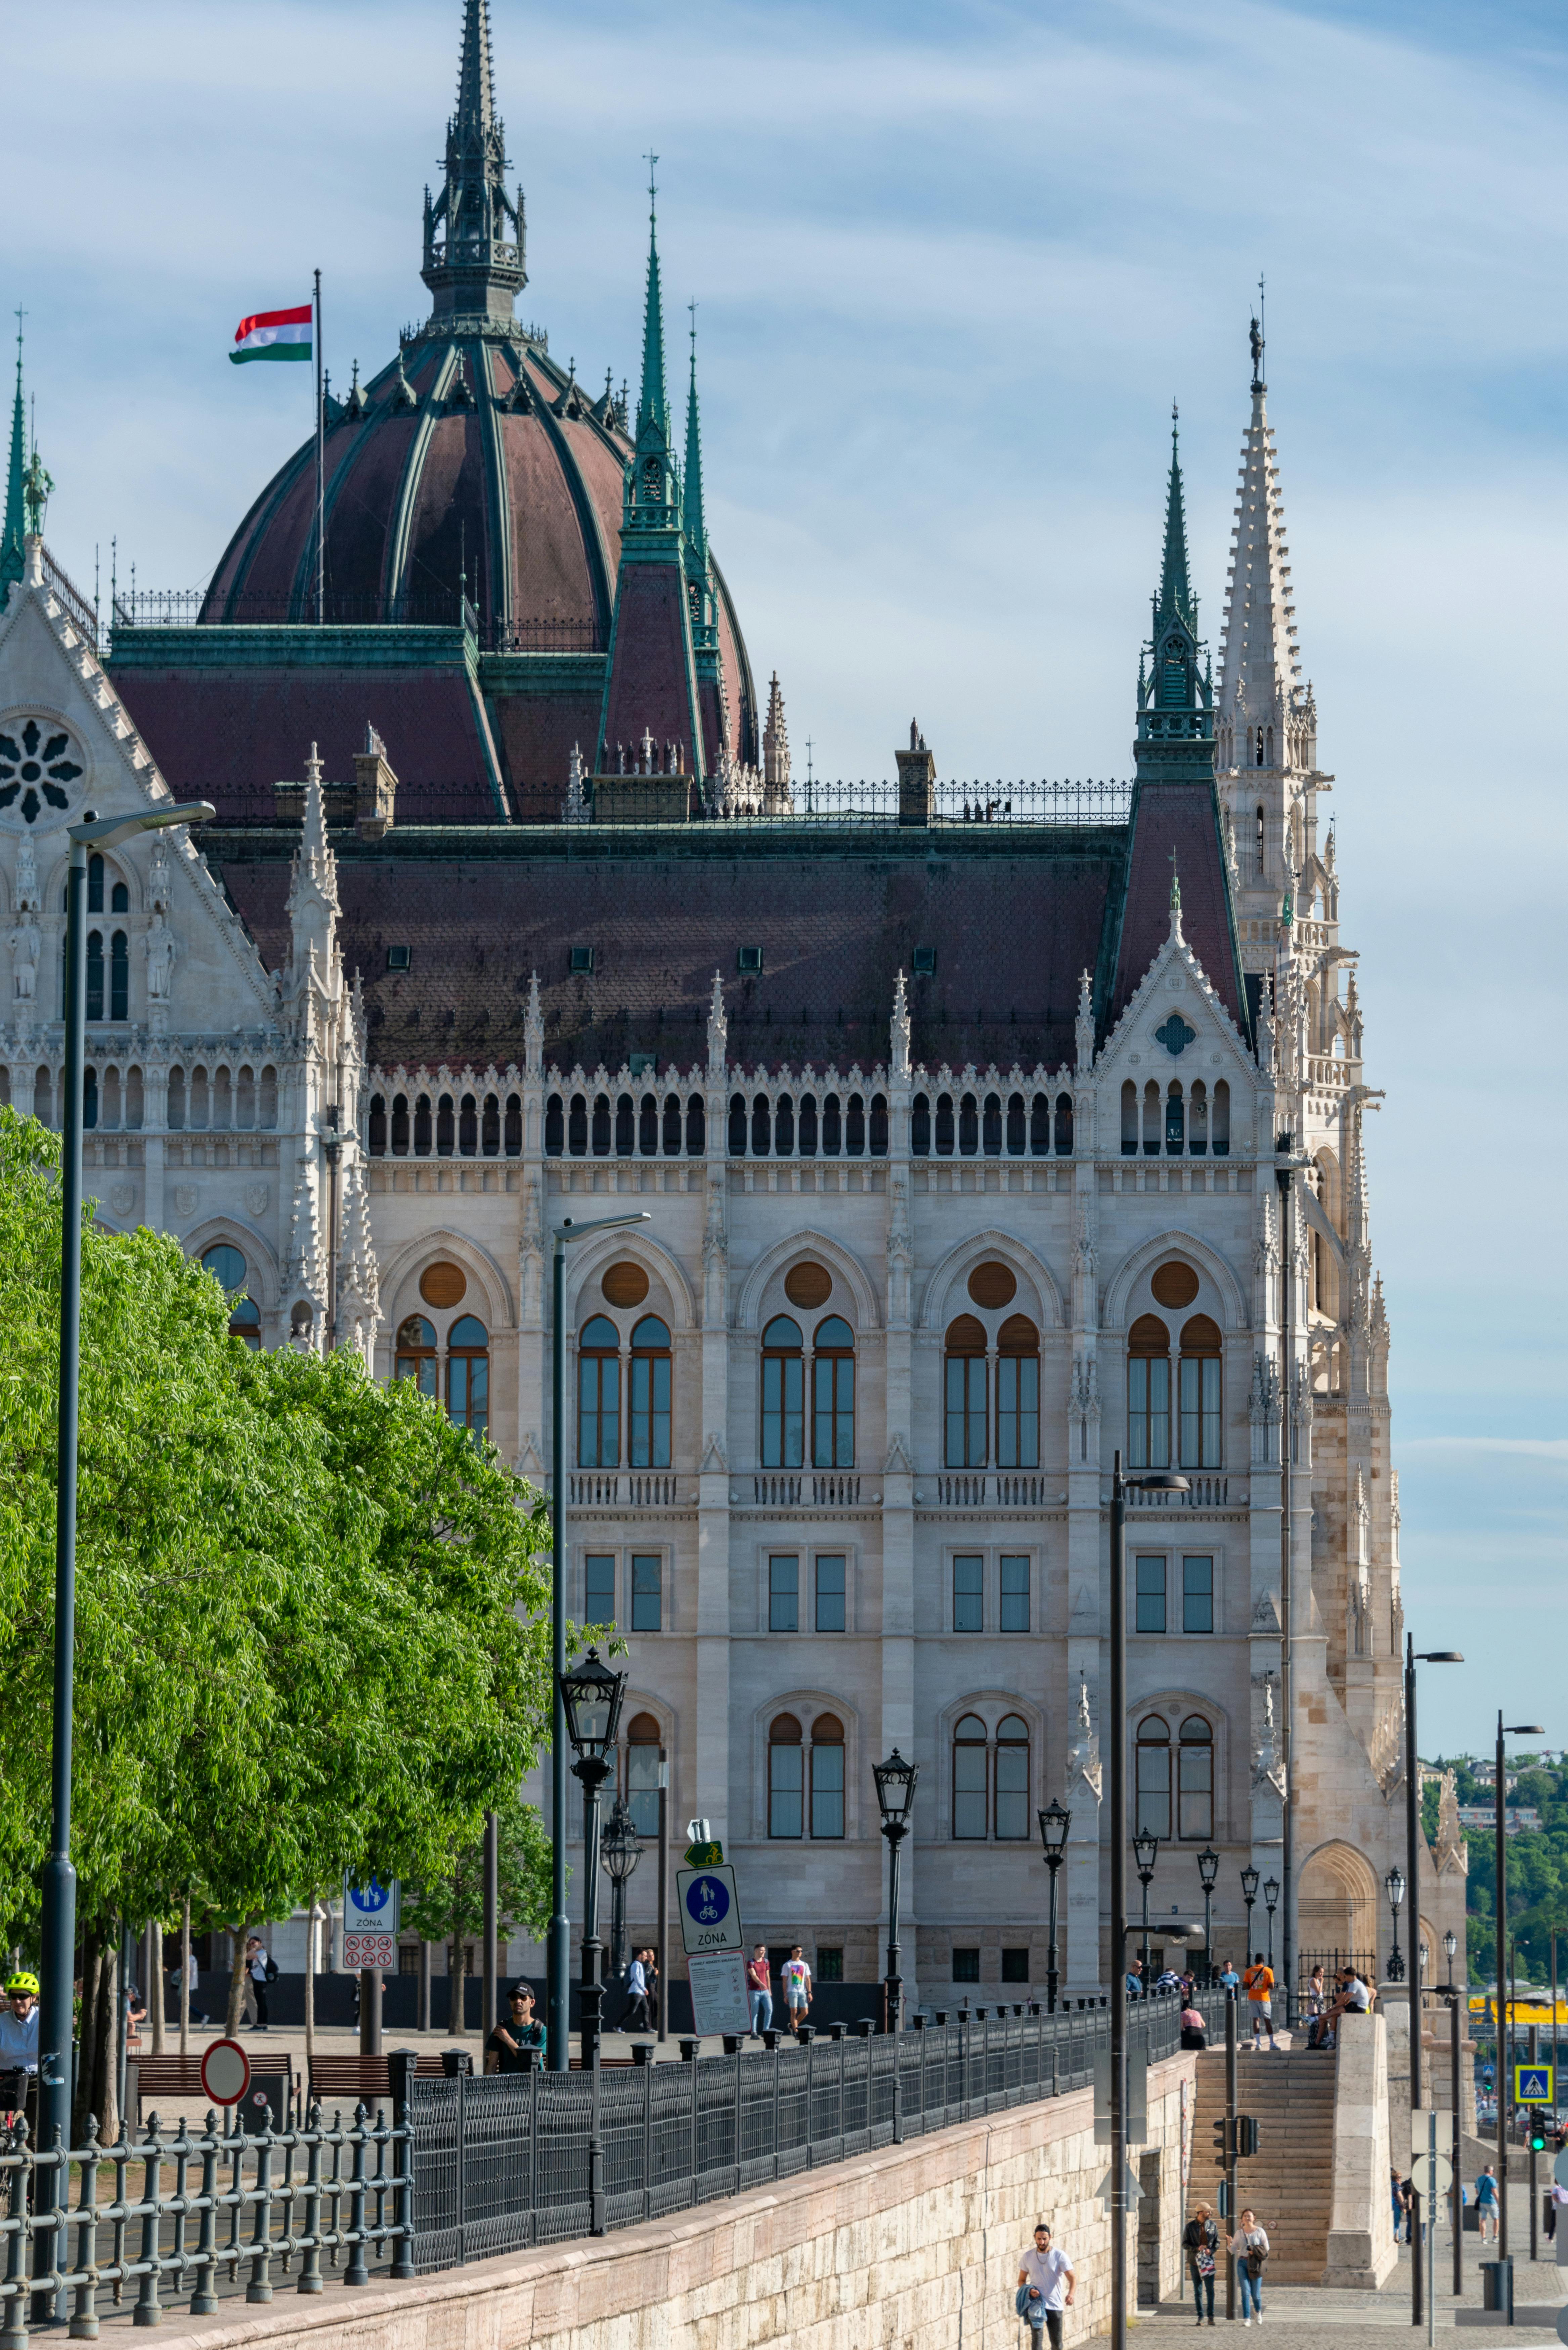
[4, 1972, 39, 1998]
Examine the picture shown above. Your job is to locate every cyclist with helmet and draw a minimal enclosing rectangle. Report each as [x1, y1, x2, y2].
[0, 1973, 40, 2078]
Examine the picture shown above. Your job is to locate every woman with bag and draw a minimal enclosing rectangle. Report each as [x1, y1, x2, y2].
[1228, 2208, 1269, 2326]
[1182, 2203, 1219, 2325]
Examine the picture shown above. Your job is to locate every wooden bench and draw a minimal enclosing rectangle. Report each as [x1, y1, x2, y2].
[128, 2052, 300, 2120]
[307, 2051, 447, 2105]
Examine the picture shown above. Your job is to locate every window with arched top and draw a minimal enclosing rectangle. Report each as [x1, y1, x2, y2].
[578, 1314, 621, 1467]
[203, 1244, 261, 1350]
[544, 1093, 563, 1156]
[1179, 1715, 1214, 1839]
[944, 1314, 987, 1468]
[686, 1095, 704, 1155]
[997, 1315, 1040, 1468]
[85, 930, 104, 1023]
[368, 1094, 387, 1155]
[845, 1094, 865, 1157]
[1179, 1314, 1222, 1468]
[591, 1094, 611, 1157]
[1212, 1079, 1230, 1157]
[1006, 1092, 1025, 1155]
[638, 1092, 657, 1155]
[934, 1093, 954, 1156]
[751, 1094, 771, 1156]
[110, 931, 128, 1022]
[911, 1094, 930, 1155]
[812, 1316, 855, 1468]
[448, 1314, 489, 1435]
[811, 1714, 845, 1839]
[953, 1714, 988, 1840]
[1032, 1091, 1051, 1155]
[869, 1094, 888, 1156]
[1136, 1716, 1171, 1839]
[982, 1093, 1002, 1156]
[415, 1094, 433, 1155]
[1121, 1079, 1138, 1156]
[661, 1093, 681, 1155]
[1165, 1082, 1184, 1155]
[1054, 1092, 1073, 1155]
[995, 1714, 1030, 1839]
[1127, 1314, 1171, 1469]
[629, 1314, 672, 1468]
[729, 1092, 747, 1155]
[958, 1093, 978, 1156]
[822, 1093, 842, 1156]
[624, 1711, 662, 1837]
[505, 1094, 522, 1156]
[437, 1094, 455, 1157]
[769, 1714, 804, 1838]
[761, 1315, 804, 1467]
[567, 1093, 587, 1157]
[395, 1314, 438, 1397]
[480, 1093, 499, 1156]
[775, 1093, 795, 1155]
[614, 1093, 634, 1156]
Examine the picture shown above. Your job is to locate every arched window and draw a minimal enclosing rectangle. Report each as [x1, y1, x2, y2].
[822, 1093, 842, 1156]
[167, 1067, 185, 1128]
[629, 1314, 672, 1468]
[769, 1713, 804, 1838]
[567, 1093, 587, 1156]
[811, 1715, 845, 1839]
[505, 1093, 522, 1155]
[613, 1093, 634, 1156]
[110, 931, 129, 1022]
[995, 1714, 1030, 1839]
[1031, 1092, 1051, 1155]
[1179, 1314, 1222, 1468]
[202, 1240, 261, 1347]
[798, 1093, 818, 1156]
[33, 1066, 51, 1125]
[761, 1315, 804, 1468]
[729, 1093, 747, 1155]
[591, 1094, 611, 1157]
[935, 1093, 954, 1156]
[578, 1314, 621, 1467]
[751, 1094, 771, 1156]
[448, 1314, 489, 1435]
[1127, 1315, 1171, 1469]
[228, 1297, 261, 1350]
[395, 1314, 438, 1397]
[846, 1094, 865, 1157]
[982, 1093, 1002, 1156]
[83, 1069, 98, 1129]
[1165, 1082, 1184, 1155]
[437, 1094, 455, 1156]
[111, 876, 129, 914]
[202, 1242, 246, 1290]
[624, 1712, 661, 1837]
[126, 1066, 143, 1130]
[1054, 1092, 1073, 1155]
[775, 1093, 795, 1155]
[944, 1314, 987, 1468]
[869, 1094, 888, 1156]
[1255, 804, 1266, 872]
[101, 1068, 120, 1130]
[85, 930, 104, 1023]
[1121, 1079, 1138, 1156]
[958, 1093, 978, 1156]
[1006, 1092, 1025, 1155]
[639, 1093, 658, 1155]
[1136, 1716, 1171, 1839]
[236, 1067, 255, 1130]
[911, 1094, 930, 1155]
[415, 1093, 433, 1155]
[997, 1314, 1040, 1468]
[953, 1715, 988, 1840]
[545, 1094, 563, 1156]
[87, 854, 104, 913]
[1212, 1079, 1230, 1157]
[685, 1095, 704, 1154]
[812, 1315, 855, 1468]
[213, 1068, 232, 1128]
[663, 1093, 682, 1155]
[189, 1067, 209, 1128]
[482, 1094, 501, 1156]
[1178, 1715, 1215, 1838]
[1142, 1079, 1160, 1157]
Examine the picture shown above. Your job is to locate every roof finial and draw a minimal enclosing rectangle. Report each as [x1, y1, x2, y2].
[636, 154, 669, 448]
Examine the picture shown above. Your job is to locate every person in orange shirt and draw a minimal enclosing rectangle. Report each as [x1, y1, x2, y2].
[1241, 1953, 1276, 2050]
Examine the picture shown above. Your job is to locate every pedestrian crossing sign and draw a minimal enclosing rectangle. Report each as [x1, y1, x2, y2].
[1513, 2063, 1553, 2104]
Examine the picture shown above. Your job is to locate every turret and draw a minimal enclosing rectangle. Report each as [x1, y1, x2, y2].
[420, 0, 527, 329]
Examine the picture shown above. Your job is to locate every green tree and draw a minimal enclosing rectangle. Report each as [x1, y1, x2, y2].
[403, 1800, 553, 2045]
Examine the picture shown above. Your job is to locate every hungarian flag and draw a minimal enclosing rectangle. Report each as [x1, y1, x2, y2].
[230, 303, 312, 364]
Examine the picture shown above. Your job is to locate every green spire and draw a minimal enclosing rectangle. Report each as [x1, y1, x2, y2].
[683, 304, 707, 569]
[1158, 402, 1196, 633]
[0, 314, 25, 603]
[623, 159, 682, 542]
[637, 159, 669, 445]
[1134, 399, 1213, 784]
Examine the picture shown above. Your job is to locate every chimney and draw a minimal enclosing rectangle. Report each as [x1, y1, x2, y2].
[895, 721, 934, 827]
[354, 725, 398, 840]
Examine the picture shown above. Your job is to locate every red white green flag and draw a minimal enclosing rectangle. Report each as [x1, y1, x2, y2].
[230, 303, 312, 364]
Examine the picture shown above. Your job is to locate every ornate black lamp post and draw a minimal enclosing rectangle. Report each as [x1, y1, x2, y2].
[1263, 1876, 1280, 1974]
[1385, 1865, 1406, 1982]
[1197, 1848, 1219, 1986]
[873, 1749, 918, 2040]
[601, 1798, 643, 1984]
[1037, 1797, 1071, 2013]
[1444, 1928, 1457, 1992]
[1240, 1864, 1259, 1963]
[559, 1647, 628, 2082]
[1133, 1829, 1159, 1989]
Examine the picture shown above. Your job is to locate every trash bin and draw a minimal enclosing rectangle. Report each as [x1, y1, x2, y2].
[1480, 2257, 1513, 2315]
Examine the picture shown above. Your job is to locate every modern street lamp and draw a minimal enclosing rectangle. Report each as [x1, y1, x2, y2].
[1401, 1640, 1463, 2326]
[1133, 1830, 1159, 1989]
[1444, 1929, 1457, 1992]
[546, 1209, 650, 2071]
[1037, 1797, 1071, 2014]
[36, 798, 214, 2286]
[1196, 1848, 1219, 1987]
[1263, 1876, 1280, 1974]
[1385, 1866, 1406, 1982]
[559, 1645, 628, 2085]
[1495, 1714, 1545, 2267]
[1108, 1452, 1188, 2350]
[1240, 1864, 1259, 1963]
[873, 1748, 918, 2043]
[600, 1798, 643, 1984]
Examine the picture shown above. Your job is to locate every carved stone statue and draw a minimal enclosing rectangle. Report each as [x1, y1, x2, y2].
[10, 917, 39, 1000]
[145, 909, 176, 999]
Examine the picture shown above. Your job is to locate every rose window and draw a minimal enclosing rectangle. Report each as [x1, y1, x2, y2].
[0, 719, 85, 822]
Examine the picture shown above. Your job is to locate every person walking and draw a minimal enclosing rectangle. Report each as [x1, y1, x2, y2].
[1390, 2166, 1406, 2242]
[1014, 2220, 1074, 2346]
[746, 1945, 773, 2037]
[1547, 2176, 1568, 2243]
[1474, 2164, 1499, 2242]
[622, 1949, 654, 2035]
[242, 1934, 272, 2031]
[1228, 2208, 1269, 2326]
[1183, 2204, 1219, 2326]
[780, 1946, 812, 2032]
[1241, 1955, 1276, 2050]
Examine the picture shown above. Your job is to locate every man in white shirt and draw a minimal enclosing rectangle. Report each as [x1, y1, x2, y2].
[0, 1973, 40, 2082]
[1016, 2221, 1075, 2347]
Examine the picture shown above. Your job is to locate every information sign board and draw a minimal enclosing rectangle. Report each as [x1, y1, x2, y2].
[676, 1866, 742, 1956]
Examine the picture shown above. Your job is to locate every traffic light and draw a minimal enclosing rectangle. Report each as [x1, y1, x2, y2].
[1213, 2117, 1231, 2160]
[1528, 2109, 1550, 2154]
[1236, 2116, 1260, 2157]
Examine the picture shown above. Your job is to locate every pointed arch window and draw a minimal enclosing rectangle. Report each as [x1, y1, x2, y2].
[729, 1093, 747, 1154]
[415, 1093, 433, 1155]
[982, 1093, 1002, 1156]
[629, 1314, 672, 1468]
[545, 1093, 563, 1156]
[911, 1094, 930, 1156]
[624, 1712, 662, 1838]
[591, 1093, 611, 1157]
[761, 1315, 804, 1468]
[958, 1093, 978, 1156]
[448, 1314, 489, 1435]
[934, 1093, 954, 1156]
[1006, 1092, 1025, 1154]
[395, 1314, 438, 1397]
[1121, 1079, 1138, 1156]
[577, 1314, 621, 1467]
[110, 931, 129, 1021]
[798, 1094, 818, 1156]
[1136, 1716, 1171, 1839]
[846, 1093, 865, 1157]
[1165, 1082, 1184, 1155]
[567, 1093, 587, 1156]
[775, 1093, 795, 1155]
[1179, 1715, 1214, 1840]
[952, 1714, 988, 1840]
[661, 1093, 682, 1155]
[1054, 1092, 1073, 1154]
[1127, 1314, 1171, 1469]
[85, 931, 104, 1023]
[769, 1713, 804, 1839]
[505, 1093, 522, 1155]
[685, 1095, 704, 1154]
[822, 1093, 842, 1156]
[944, 1314, 987, 1468]
[811, 1715, 845, 1840]
[368, 1094, 388, 1155]
[997, 1314, 1040, 1468]
[438, 1094, 456, 1156]
[751, 1094, 771, 1156]
[812, 1315, 855, 1468]
[639, 1092, 658, 1155]
[203, 1243, 261, 1350]
[995, 1714, 1030, 1840]
[1178, 1314, 1222, 1468]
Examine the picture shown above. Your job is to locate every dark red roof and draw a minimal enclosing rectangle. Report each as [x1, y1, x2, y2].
[1108, 780, 1248, 1035]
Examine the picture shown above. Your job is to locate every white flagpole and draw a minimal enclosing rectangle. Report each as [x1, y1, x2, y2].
[313, 267, 324, 624]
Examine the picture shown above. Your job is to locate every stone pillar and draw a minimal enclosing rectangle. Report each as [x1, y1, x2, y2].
[1323, 2011, 1399, 2287]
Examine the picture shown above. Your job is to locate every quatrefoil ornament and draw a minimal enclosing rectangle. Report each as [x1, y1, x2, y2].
[1155, 1013, 1196, 1058]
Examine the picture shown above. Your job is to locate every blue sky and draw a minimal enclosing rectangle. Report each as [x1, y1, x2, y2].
[8, 0, 1563, 1750]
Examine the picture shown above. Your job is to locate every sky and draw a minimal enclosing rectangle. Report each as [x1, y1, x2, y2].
[5, 0, 1563, 1751]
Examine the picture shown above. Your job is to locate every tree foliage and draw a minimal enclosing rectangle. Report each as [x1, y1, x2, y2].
[0, 1109, 556, 1977]
[1431, 1752, 1568, 1983]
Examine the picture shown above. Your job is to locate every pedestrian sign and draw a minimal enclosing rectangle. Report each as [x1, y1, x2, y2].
[676, 1865, 743, 1955]
[1514, 2063, 1554, 2104]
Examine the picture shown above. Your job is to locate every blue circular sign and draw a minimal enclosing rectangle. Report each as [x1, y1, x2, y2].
[353, 1878, 391, 1912]
[685, 1875, 731, 1927]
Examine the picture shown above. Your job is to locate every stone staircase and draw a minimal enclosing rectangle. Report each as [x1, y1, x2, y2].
[1186, 2046, 1339, 2283]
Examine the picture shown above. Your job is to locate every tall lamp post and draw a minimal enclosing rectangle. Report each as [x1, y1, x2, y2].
[1037, 1798, 1071, 2014]
[1402, 1640, 1463, 2329]
[1494, 1715, 1544, 2268]
[1385, 1866, 1406, 1983]
[1263, 1877, 1279, 1975]
[546, 1210, 650, 2070]
[1109, 1452, 1189, 2350]
[1133, 1830, 1159, 1990]
[601, 1799, 643, 1986]
[36, 798, 214, 2262]
[873, 1748, 918, 2041]
[1240, 1865, 1259, 1963]
[558, 1647, 628, 2089]
[1443, 1928, 1457, 1993]
[1197, 1848, 1219, 1987]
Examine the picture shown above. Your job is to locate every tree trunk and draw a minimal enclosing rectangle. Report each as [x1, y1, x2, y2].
[73, 1930, 104, 2145]
[179, 1895, 191, 2057]
[450, 1933, 468, 2040]
[225, 1918, 254, 2038]
[304, 1897, 320, 2101]
[93, 1937, 120, 2148]
[150, 1919, 165, 2055]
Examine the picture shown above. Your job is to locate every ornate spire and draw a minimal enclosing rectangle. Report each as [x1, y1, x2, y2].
[524, 969, 544, 1077]
[1216, 315, 1312, 774]
[420, 0, 526, 329]
[1, 315, 26, 602]
[763, 672, 790, 789]
[890, 969, 911, 1081]
[683, 305, 707, 572]
[1159, 403, 1196, 633]
[706, 968, 728, 1075]
[1135, 403, 1213, 784]
[638, 161, 669, 446]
